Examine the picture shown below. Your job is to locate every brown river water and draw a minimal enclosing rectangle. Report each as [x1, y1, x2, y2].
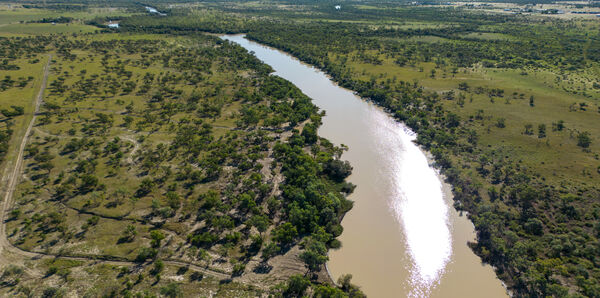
[222, 35, 508, 298]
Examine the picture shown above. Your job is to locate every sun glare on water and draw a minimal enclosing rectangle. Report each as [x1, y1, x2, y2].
[372, 111, 452, 297]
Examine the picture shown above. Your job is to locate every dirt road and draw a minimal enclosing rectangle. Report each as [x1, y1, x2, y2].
[0, 55, 52, 256]
[0, 55, 231, 281]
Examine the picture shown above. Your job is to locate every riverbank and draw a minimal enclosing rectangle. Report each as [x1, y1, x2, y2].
[223, 34, 508, 297]
[425, 152, 512, 297]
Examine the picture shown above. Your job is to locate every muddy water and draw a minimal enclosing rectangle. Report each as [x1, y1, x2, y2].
[222, 35, 508, 298]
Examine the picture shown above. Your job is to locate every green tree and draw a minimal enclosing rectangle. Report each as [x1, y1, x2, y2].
[524, 124, 534, 135]
[135, 247, 157, 262]
[136, 178, 154, 197]
[150, 230, 165, 248]
[160, 283, 183, 298]
[120, 224, 137, 243]
[284, 275, 310, 297]
[529, 95, 535, 107]
[151, 259, 164, 275]
[524, 218, 544, 236]
[496, 118, 506, 128]
[248, 214, 270, 234]
[300, 239, 328, 272]
[272, 222, 297, 247]
[79, 174, 98, 193]
[261, 242, 280, 261]
[577, 131, 591, 148]
[538, 124, 546, 138]
[338, 274, 365, 297]
[552, 120, 565, 131]
[301, 123, 318, 144]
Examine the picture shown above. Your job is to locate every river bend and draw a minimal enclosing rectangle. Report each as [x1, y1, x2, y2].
[222, 34, 507, 298]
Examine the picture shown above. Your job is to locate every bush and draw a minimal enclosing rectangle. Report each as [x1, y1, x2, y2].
[0, 106, 24, 117]
[232, 262, 246, 276]
[261, 242, 281, 260]
[524, 218, 543, 235]
[150, 230, 165, 248]
[284, 275, 310, 297]
[160, 283, 182, 298]
[41, 287, 63, 298]
[300, 240, 328, 272]
[323, 159, 352, 181]
[189, 232, 219, 248]
[272, 222, 297, 247]
[301, 123, 318, 144]
[135, 247, 157, 262]
[496, 118, 505, 128]
[151, 259, 164, 275]
[577, 131, 591, 148]
[45, 266, 58, 277]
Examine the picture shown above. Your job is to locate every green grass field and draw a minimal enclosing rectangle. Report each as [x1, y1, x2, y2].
[0, 5, 132, 25]
[462, 32, 517, 40]
[341, 49, 600, 186]
[0, 23, 98, 35]
[0, 18, 356, 294]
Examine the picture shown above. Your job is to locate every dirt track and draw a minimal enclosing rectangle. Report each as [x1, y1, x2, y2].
[0, 56, 232, 282]
[0, 55, 52, 256]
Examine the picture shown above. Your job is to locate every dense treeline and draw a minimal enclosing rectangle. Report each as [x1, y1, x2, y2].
[121, 10, 600, 73]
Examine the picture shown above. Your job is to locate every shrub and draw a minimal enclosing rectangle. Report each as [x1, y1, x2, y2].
[323, 159, 352, 181]
[577, 131, 591, 148]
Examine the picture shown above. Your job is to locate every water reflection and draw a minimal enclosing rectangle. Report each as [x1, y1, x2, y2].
[370, 108, 451, 296]
[221, 34, 507, 298]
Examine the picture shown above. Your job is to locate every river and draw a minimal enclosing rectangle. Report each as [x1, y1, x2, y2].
[222, 35, 508, 298]
[144, 6, 166, 16]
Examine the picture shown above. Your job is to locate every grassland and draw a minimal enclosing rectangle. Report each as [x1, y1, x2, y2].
[0, 5, 127, 36]
[0, 6, 361, 297]
[342, 53, 600, 184]
[0, 23, 98, 35]
[0, 5, 132, 25]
